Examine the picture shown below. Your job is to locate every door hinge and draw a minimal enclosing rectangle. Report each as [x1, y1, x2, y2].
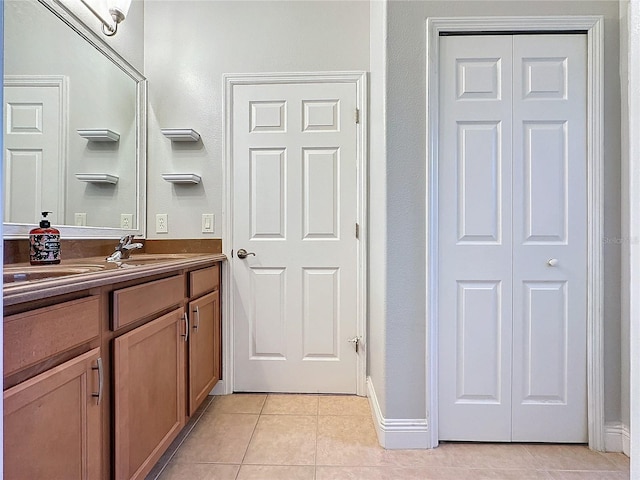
[348, 336, 362, 354]
[355, 223, 360, 239]
[355, 108, 360, 124]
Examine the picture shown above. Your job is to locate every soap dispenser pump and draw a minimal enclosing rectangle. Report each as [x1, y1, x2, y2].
[29, 211, 61, 265]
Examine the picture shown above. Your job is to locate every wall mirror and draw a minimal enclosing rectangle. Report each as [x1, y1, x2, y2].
[3, 0, 146, 238]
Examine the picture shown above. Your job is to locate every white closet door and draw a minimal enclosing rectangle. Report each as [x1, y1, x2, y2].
[438, 35, 514, 441]
[511, 34, 587, 443]
[438, 34, 587, 443]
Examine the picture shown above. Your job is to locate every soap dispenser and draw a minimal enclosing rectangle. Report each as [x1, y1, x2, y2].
[29, 211, 61, 265]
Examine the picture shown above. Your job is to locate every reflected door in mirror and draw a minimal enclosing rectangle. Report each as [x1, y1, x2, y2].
[4, 77, 66, 225]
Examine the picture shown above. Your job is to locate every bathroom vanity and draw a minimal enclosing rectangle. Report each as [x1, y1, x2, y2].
[3, 253, 224, 480]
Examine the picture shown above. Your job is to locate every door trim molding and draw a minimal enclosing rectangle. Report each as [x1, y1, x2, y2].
[425, 16, 604, 450]
[222, 71, 369, 396]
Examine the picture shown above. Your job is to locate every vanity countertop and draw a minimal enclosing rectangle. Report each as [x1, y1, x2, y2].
[3, 253, 226, 307]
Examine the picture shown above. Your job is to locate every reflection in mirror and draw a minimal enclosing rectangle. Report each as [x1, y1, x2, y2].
[3, 0, 146, 237]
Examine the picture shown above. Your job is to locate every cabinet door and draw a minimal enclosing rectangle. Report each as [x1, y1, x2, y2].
[188, 290, 220, 415]
[4, 347, 103, 480]
[113, 308, 186, 480]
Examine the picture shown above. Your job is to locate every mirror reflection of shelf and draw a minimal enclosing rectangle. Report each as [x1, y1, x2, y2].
[77, 129, 120, 142]
[75, 173, 119, 184]
[161, 129, 200, 142]
[161, 174, 201, 184]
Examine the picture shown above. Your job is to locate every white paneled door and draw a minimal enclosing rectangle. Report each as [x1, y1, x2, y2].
[232, 81, 359, 393]
[438, 34, 587, 442]
[4, 80, 64, 225]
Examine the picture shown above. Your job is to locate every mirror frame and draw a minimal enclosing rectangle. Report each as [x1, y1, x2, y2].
[3, 0, 147, 239]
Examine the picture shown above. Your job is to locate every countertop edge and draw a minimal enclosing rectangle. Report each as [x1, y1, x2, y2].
[4, 253, 227, 307]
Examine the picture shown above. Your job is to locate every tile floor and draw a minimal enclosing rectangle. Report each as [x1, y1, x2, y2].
[148, 394, 630, 480]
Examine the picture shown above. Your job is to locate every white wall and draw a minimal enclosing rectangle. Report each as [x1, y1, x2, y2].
[625, 0, 640, 470]
[619, 0, 631, 442]
[381, 0, 622, 425]
[141, 0, 627, 446]
[143, 0, 370, 239]
[368, 0, 388, 415]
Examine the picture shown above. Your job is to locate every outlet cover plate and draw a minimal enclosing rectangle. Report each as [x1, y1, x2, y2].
[120, 214, 133, 229]
[156, 213, 168, 233]
[74, 213, 87, 226]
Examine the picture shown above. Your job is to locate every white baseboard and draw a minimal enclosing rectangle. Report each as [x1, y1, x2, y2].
[604, 421, 630, 456]
[210, 380, 229, 396]
[367, 377, 430, 449]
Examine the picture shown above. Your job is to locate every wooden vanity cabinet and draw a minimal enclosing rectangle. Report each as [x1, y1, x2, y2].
[111, 275, 188, 480]
[3, 295, 103, 480]
[113, 306, 187, 480]
[4, 256, 224, 480]
[4, 348, 103, 480]
[187, 264, 221, 415]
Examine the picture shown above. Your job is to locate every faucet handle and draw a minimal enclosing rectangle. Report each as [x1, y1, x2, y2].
[117, 234, 135, 248]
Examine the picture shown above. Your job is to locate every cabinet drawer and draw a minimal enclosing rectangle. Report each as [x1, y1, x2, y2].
[112, 275, 185, 331]
[189, 264, 219, 298]
[4, 296, 100, 377]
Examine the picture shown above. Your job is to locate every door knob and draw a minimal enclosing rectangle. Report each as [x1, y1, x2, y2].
[236, 248, 256, 259]
[547, 258, 559, 267]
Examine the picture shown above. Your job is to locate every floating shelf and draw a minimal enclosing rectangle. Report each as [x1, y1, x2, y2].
[162, 173, 202, 184]
[75, 173, 119, 184]
[161, 129, 201, 142]
[77, 129, 120, 142]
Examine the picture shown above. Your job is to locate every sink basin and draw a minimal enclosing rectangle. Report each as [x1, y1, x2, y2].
[3, 264, 106, 283]
[117, 253, 200, 265]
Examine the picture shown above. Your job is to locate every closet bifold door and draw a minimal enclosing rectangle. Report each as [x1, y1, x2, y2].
[510, 34, 587, 443]
[437, 33, 588, 443]
[437, 34, 514, 442]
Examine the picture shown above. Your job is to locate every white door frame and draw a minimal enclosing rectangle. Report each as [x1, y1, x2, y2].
[221, 71, 368, 396]
[426, 16, 604, 450]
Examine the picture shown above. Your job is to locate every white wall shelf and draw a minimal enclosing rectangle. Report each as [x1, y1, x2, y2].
[77, 129, 120, 142]
[161, 173, 202, 184]
[75, 173, 119, 184]
[161, 128, 201, 142]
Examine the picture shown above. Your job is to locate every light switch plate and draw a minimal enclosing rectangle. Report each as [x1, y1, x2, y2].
[120, 214, 133, 229]
[156, 213, 168, 233]
[202, 214, 215, 233]
[74, 213, 87, 226]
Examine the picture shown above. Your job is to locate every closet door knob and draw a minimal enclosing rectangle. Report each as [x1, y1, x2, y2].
[547, 258, 559, 267]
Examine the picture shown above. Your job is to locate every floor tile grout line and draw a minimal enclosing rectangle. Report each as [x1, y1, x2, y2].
[236, 394, 267, 469]
[314, 405, 319, 480]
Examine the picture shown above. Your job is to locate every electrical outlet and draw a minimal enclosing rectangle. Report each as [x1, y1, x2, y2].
[202, 214, 215, 233]
[74, 213, 87, 226]
[156, 213, 168, 233]
[120, 213, 133, 229]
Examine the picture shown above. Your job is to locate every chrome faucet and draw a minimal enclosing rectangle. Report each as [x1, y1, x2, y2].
[106, 234, 144, 262]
